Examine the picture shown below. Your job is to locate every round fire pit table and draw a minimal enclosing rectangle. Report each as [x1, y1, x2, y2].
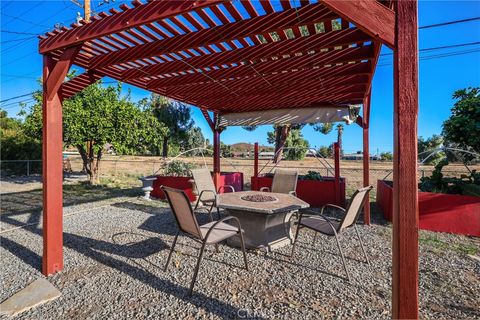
[217, 191, 309, 251]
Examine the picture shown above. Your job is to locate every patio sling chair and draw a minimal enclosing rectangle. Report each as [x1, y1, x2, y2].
[190, 168, 235, 221]
[290, 185, 373, 281]
[260, 169, 298, 196]
[161, 186, 248, 295]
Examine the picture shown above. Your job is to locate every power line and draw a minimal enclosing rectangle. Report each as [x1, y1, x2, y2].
[0, 93, 34, 103]
[377, 48, 480, 67]
[1, 11, 50, 29]
[1, 30, 39, 36]
[379, 41, 480, 56]
[419, 17, 480, 29]
[1, 36, 38, 44]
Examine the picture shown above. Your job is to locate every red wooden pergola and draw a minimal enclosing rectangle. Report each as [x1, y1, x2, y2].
[39, 1, 419, 318]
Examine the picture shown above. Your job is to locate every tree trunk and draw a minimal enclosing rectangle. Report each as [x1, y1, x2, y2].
[77, 144, 94, 184]
[162, 137, 169, 158]
[273, 125, 290, 163]
[92, 149, 102, 184]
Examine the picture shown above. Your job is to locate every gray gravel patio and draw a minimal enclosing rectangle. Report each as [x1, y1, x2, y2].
[1, 185, 479, 319]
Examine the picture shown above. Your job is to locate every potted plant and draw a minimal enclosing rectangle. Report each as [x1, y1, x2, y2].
[151, 160, 197, 201]
[376, 160, 480, 236]
[252, 170, 346, 207]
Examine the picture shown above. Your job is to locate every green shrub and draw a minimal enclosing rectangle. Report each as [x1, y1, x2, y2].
[301, 171, 323, 181]
[164, 160, 196, 177]
[419, 159, 480, 196]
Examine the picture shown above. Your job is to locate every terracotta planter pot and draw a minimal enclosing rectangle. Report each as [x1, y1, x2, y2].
[251, 176, 346, 208]
[376, 180, 480, 236]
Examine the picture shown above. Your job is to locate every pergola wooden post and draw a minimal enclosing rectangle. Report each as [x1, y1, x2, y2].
[201, 109, 221, 188]
[42, 47, 80, 275]
[392, 1, 419, 318]
[252, 142, 259, 190]
[212, 113, 221, 188]
[38, 1, 420, 318]
[362, 90, 372, 225]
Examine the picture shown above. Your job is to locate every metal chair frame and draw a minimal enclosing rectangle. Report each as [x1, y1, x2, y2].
[191, 169, 235, 221]
[291, 186, 373, 281]
[162, 186, 248, 295]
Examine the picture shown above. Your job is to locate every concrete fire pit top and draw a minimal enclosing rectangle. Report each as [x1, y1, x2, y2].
[217, 191, 309, 214]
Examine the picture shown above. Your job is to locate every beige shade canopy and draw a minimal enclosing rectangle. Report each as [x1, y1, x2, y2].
[217, 105, 360, 128]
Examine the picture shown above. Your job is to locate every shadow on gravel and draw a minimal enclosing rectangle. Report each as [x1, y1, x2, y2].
[1, 176, 43, 185]
[0, 235, 42, 270]
[2, 214, 252, 319]
[0, 186, 141, 231]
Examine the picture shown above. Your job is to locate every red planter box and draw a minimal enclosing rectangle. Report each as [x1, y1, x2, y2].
[251, 176, 346, 208]
[376, 180, 480, 236]
[151, 172, 244, 202]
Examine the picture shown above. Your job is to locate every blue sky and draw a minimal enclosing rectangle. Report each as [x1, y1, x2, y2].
[1, 0, 479, 154]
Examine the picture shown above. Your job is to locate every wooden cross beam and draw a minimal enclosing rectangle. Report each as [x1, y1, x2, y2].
[322, 0, 395, 49]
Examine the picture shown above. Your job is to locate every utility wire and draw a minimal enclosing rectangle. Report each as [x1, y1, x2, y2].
[379, 41, 480, 56]
[419, 17, 480, 29]
[0, 93, 34, 103]
[1, 30, 39, 36]
[1, 36, 38, 44]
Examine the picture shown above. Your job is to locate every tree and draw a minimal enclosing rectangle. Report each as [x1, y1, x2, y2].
[267, 125, 292, 163]
[312, 122, 333, 135]
[418, 134, 444, 164]
[317, 145, 332, 158]
[336, 124, 344, 156]
[147, 94, 193, 157]
[220, 142, 233, 158]
[380, 152, 393, 161]
[282, 128, 309, 160]
[442, 87, 480, 153]
[180, 126, 206, 155]
[1, 109, 42, 174]
[24, 81, 167, 184]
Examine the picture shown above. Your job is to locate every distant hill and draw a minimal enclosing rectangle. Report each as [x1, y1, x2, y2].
[230, 142, 274, 153]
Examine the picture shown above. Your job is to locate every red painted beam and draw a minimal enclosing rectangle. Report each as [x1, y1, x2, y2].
[146, 43, 374, 89]
[160, 62, 371, 98]
[165, 74, 370, 101]
[39, 0, 227, 53]
[213, 113, 221, 188]
[91, 3, 337, 70]
[42, 55, 67, 275]
[321, 0, 395, 48]
[129, 19, 364, 83]
[392, 0, 419, 318]
[45, 46, 81, 101]
[253, 142, 259, 190]
[362, 90, 371, 225]
[61, 70, 102, 99]
[201, 109, 215, 132]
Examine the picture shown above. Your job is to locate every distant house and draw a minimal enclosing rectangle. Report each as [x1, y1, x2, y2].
[259, 151, 275, 159]
[342, 153, 381, 161]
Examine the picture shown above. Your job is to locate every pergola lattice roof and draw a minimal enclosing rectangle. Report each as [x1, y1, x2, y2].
[39, 2, 421, 318]
[39, 0, 390, 114]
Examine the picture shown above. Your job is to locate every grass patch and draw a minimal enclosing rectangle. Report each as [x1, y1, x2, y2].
[420, 233, 479, 255]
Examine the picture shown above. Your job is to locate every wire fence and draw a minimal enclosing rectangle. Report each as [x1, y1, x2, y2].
[1, 157, 475, 190]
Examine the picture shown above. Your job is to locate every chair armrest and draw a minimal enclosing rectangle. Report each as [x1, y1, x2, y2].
[217, 185, 235, 193]
[194, 190, 216, 210]
[259, 187, 270, 192]
[203, 216, 243, 242]
[288, 190, 297, 197]
[320, 203, 346, 215]
[198, 190, 216, 199]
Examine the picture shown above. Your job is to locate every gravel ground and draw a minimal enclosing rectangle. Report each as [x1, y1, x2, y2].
[1, 190, 479, 319]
